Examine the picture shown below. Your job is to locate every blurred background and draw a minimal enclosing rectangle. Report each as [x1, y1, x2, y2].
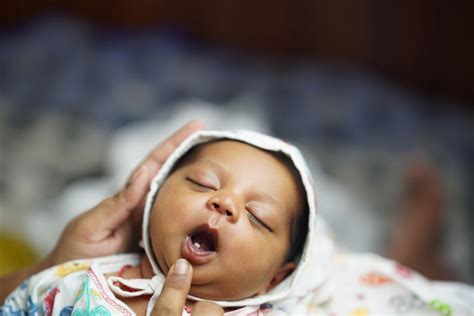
[0, 1, 472, 284]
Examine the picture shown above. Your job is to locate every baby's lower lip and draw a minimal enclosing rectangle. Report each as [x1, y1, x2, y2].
[182, 236, 216, 265]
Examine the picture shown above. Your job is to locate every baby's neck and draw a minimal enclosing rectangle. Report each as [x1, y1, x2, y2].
[104, 255, 151, 280]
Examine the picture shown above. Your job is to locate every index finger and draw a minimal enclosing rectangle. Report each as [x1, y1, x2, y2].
[146, 120, 205, 166]
[127, 120, 205, 186]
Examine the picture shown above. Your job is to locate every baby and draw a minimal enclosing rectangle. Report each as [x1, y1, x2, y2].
[1, 130, 316, 315]
[3, 130, 472, 316]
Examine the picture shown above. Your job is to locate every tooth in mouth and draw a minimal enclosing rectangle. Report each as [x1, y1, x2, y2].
[193, 242, 201, 249]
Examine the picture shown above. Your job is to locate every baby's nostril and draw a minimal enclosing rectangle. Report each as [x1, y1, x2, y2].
[226, 210, 232, 216]
[213, 202, 219, 209]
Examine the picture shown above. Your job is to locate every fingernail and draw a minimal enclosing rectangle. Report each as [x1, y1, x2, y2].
[174, 258, 190, 275]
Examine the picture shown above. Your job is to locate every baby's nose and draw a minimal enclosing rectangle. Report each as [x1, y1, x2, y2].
[208, 195, 239, 222]
[212, 202, 233, 216]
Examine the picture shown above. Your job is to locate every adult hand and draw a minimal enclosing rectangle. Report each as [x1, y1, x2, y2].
[50, 120, 205, 265]
[1, 121, 204, 304]
[0, 121, 204, 305]
[152, 259, 224, 316]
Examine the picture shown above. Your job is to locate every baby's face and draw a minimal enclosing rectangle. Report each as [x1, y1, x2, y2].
[149, 140, 302, 300]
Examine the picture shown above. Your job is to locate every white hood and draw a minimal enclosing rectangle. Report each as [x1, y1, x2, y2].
[142, 130, 318, 307]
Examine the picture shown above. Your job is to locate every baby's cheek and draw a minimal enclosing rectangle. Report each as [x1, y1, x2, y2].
[226, 236, 274, 266]
[257, 239, 290, 271]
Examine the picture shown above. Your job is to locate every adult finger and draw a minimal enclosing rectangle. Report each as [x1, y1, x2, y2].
[146, 120, 205, 165]
[152, 259, 192, 316]
[192, 301, 224, 316]
[84, 163, 151, 234]
[128, 120, 205, 183]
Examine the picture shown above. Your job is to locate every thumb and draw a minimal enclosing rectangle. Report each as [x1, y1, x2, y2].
[152, 259, 192, 316]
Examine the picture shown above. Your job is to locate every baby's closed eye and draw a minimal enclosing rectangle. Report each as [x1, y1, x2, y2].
[246, 208, 272, 232]
[186, 177, 217, 191]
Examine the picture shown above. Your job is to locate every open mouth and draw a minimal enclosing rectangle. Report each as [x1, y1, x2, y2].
[189, 225, 218, 253]
[182, 224, 219, 264]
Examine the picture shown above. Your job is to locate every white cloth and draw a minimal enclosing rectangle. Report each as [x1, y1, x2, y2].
[138, 130, 317, 312]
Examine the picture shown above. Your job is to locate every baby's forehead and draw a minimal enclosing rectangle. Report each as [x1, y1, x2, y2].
[193, 139, 253, 154]
[188, 140, 276, 161]
[184, 140, 300, 186]
[176, 140, 260, 166]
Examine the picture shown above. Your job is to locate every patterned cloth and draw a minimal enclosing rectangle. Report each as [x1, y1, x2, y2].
[0, 254, 261, 316]
[274, 252, 473, 315]
[2, 252, 473, 315]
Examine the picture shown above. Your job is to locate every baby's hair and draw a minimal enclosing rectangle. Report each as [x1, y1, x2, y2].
[169, 140, 309, 264]
[270, 151, 309, 265]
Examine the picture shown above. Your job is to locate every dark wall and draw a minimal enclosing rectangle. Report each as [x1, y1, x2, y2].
[2, 1, 473, 107]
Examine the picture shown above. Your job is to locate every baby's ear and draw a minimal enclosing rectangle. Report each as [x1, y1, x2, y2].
[257, 262, 296, 295]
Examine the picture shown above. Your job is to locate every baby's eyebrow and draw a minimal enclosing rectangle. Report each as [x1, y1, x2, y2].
[253, 189, 280, 208]
[197, 159, 227, 173]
